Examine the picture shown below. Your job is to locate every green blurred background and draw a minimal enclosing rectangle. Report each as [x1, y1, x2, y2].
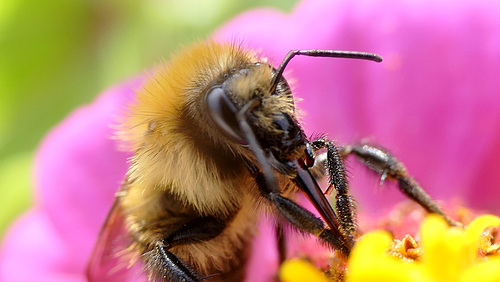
[0, 0, 297, 238]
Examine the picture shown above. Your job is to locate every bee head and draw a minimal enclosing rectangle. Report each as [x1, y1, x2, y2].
[206, 62, 306, 164]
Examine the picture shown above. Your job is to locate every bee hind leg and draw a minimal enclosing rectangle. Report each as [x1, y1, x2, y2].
[146, 216, 228, 282]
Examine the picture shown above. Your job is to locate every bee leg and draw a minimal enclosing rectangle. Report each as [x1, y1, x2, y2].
[339, 144, 460, 227]
[276, 222, 286, 264]
[150, 243, 201, 282]
[237, 109, 351, 255]
[309, 137, 357, 239]
[147, 216, 227, 282]
[254, 172, 352, 257]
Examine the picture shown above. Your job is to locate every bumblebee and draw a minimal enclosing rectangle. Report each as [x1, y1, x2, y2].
[87, 40, 456, 281]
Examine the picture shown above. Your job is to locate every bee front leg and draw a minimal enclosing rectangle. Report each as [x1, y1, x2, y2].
[309, 138, 357, 238]
[146, 217, 227, 282]
[253, 171, 352, 257]
[339, 143, 460, 227]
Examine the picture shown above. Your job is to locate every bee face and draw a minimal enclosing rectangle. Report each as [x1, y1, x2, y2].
[206, 61, 305, 165]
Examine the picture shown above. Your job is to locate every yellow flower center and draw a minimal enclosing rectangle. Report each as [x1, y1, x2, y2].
[279, 214, 500, 282]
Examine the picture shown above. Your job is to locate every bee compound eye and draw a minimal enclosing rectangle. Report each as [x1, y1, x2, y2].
[206, 87, 247, 144]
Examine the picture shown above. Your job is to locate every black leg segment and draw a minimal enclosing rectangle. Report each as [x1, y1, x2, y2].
[310, 137, 357, 239]
[254, 171, 352, 256]
[341, 144, 460, 226]
[145, 216, 228, 282]
[275, 223, 287, 265]
[148, 242, 202, 282]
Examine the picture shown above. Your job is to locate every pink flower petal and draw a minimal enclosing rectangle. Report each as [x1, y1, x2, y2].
[0, 76, 143, 281]
[0, 208, 85, 282]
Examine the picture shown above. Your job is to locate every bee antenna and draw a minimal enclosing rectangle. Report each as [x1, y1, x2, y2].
[270, 50, 383, 93]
